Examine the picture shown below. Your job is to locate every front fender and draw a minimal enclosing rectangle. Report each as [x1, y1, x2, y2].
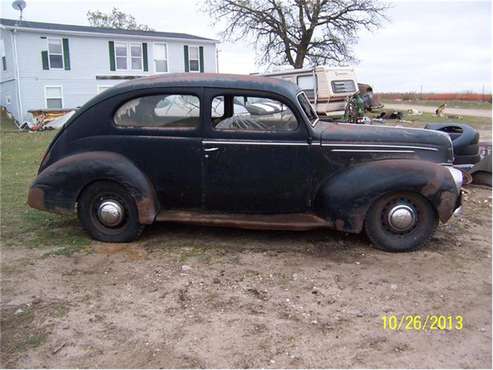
[27, 151, 159, 224]
[314, 159, 459, 233]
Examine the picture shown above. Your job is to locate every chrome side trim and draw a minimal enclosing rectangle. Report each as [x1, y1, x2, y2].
[322, 143, 439, 152]
[202, 140, 309, 146]
[331, 149, 414, 153]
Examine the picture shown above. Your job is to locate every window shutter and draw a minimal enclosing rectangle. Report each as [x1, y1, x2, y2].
[108, 41, 115, 71]
[142, 43, 148, 72]
[184, 45, 189, 72]
[199, 46, 204, 73]
[41, 50, 49, 70]
[62, 38, 71, 70]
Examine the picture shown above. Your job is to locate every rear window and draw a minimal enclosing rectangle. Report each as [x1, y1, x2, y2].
[114, 94, 200, 129]
[331, 80, 356, 94]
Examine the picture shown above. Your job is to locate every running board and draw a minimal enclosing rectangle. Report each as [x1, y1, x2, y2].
[155, 210, 331, 231]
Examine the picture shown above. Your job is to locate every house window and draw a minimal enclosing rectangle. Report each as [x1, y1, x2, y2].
[45, 86, 63, 109]
[130, 43, 143, 70]
[48, 39, 64, 69]
[153, 43, 168, 73]
[114, 42, 143, 71]
[2, 56, 6, 71]
[189, 46, 200, 72]
[115, 42, 128, 70]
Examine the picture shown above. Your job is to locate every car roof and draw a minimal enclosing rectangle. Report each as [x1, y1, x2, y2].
[100, 73, 301, 100]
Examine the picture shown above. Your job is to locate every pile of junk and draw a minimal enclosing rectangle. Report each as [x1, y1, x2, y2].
[342, 93, 491, 187]
[425, 123, 491, 187]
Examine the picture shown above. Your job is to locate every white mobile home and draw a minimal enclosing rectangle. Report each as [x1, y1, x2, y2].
[0, 18, 218, 123]
[258, 66, 358, 116]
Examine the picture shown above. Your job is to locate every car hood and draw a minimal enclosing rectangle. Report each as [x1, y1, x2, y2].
[314, 121, 454, 164]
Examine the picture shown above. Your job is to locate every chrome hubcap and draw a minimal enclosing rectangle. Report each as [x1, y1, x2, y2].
[97, 200, 124, 227]
[387, 204, 416, 232]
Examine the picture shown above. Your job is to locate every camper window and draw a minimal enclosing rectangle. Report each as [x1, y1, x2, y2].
[297, 75, 315, 99]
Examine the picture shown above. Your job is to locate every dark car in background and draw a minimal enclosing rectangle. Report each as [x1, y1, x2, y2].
[28, 74, 463, 252]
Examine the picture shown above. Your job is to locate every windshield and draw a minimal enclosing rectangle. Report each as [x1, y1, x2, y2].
[297, 92, 319, 126]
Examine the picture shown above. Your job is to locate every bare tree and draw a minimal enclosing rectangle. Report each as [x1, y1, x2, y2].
[87, 7, 153, 31]
[205, 0, 388, 68]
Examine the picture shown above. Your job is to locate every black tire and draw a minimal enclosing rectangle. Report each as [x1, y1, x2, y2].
[365, 192, 438, 252]
[472, 171, 492, 187]
[454, 154, 481, 165]
[451, 126, 479, 147]
[454, 143, 479, 156]
[425, 123, 479, 147]
[78, 181, 145, 242]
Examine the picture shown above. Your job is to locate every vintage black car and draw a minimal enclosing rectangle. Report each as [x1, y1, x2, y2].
[28, 73, 463, 252]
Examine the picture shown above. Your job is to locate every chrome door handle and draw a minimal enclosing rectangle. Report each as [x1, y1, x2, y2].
[204, 147, 219, 152]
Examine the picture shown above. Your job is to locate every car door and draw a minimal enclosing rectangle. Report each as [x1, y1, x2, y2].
[202, 88, 312, 214]
[84, 88, 205, 210]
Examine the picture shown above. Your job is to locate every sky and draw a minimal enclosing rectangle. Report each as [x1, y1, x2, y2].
[1, 0, 491, 92]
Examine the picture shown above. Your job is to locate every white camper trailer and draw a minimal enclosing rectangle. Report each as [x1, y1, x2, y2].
[257, 66, 359, 117]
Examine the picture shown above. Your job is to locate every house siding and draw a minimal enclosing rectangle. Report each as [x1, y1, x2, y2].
[0, 25, 218, 122]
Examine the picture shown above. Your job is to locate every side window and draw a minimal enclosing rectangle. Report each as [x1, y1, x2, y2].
[211, 95, 298, 132]
[114, 94, 200, 129]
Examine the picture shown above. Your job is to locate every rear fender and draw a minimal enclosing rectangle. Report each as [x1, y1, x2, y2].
[27, 151, 159, 224]
[314, 159, 459, 233]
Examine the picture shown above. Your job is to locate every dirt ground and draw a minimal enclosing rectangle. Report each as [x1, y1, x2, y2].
[1, 185, 491, 368]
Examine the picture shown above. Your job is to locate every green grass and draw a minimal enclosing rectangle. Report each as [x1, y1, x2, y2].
[381, 99, 492, 110]
[1, 111, 91, 253]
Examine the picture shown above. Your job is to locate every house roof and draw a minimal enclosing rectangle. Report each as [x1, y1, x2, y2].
[0, 18, 217, 42]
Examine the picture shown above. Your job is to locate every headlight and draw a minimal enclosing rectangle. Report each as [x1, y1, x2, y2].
[445, 166, 463, 192]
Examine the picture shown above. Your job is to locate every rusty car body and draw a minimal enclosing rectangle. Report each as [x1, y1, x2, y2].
[28, 73, 463, 252]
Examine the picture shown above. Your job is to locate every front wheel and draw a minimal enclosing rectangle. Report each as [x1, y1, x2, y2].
[364, 192, 438, 252]
[78, 181, 145, 242]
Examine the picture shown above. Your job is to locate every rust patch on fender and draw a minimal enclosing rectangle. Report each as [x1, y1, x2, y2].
[136, 196, 157, 224]
[27, 187, 45, 211]
[437, 191, 457, 222]
[421, 169, 446, 197]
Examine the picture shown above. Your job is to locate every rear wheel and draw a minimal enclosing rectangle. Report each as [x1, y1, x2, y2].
[365, 192, 438, 252]
[78, 181, 145, 242]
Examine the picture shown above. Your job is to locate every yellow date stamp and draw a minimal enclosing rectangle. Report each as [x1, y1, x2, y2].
[382, 314, 463, 331]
